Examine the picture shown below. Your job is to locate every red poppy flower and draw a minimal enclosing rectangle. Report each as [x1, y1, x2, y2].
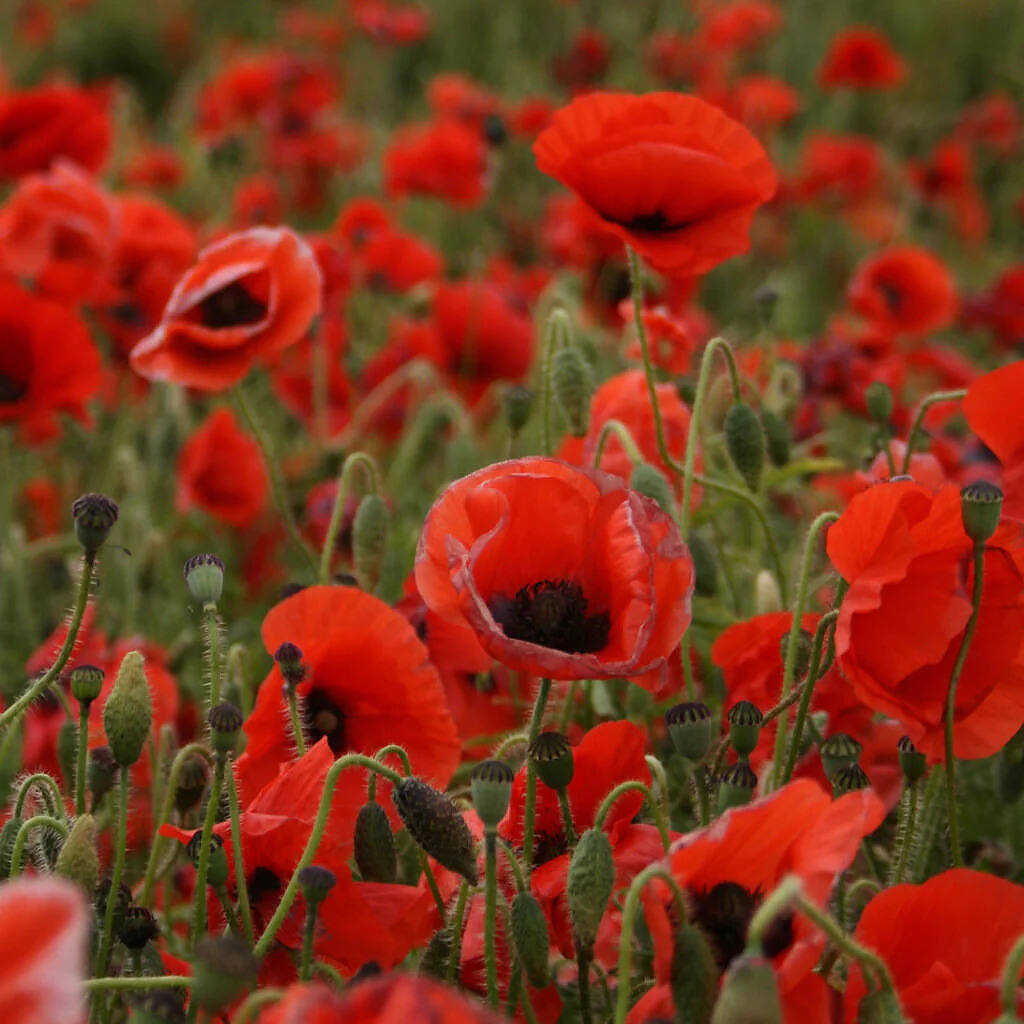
[427, 73, 503, 132]
[0, 877, 89, 1024]
[828, 480, 1024, 759]
[232, 175, 284, 228]
[534, 92, 776, 278]
[790, 132, 884, 207]
[0, 159, 117, 305]
[358, 228, 443, 292]
[699, 0, 782, 53]
[333, 197, 393, 247]
[416, 457, 694, 681]
[176, 408, 268, 529]
[384, 120, 488, 208]
[962, 265, 1024, 348]
[819, 26, 907, 90]
[844, 869, 1024, 1022]
[847, 246, 958, 336]
[552, 28, 611, 91]
[957, 91, 1020, 157]
[624, 306, 704, 376]
[0, 277, 102, 442]
[130, 226, 322, 391]
[235, 585, 460, 810]
[121, 145, 185, 189]
[730, 75, 800, 132]
[351, 0, 430, 46]
[0, 83, 110, 178]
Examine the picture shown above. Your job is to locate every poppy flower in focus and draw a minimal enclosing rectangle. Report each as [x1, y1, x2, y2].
[819, 26, 907, 91]
[0, 277, 102, 442]
[130, 226, 322, 391]
[415, 457, 694, 681]
[844, 869, 1024, 1022]
[847, 246, 958, 336]
[533, 92, 777, 278]
[0, 876, 89, 1024]
[177, 408, 268, 529]
[384, 120, 489, 208]
[828, 480, 1024, 759]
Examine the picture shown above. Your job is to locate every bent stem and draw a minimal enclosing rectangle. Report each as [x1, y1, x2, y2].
[900, 389, 967, 473]
[8, 815, 68, 876]
[522, 678, 553, 870]
[944, 540, 986, 868]
[317, 452, 381, 584]
[593, 780, 670, 852]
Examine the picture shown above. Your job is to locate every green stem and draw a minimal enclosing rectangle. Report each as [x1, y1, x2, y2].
[13, 772, 65, 821]
[577, 945, 594, 1024]
[75, 703, 90, 816]
[540, 309, 571, 456]
[300, 899, 321, 981]
[689, 762, 711, 827]
[446, 879, 471, 984]
[591, 418, 644, 469]
[420, 849, 447, 922]
[93, 771, 130, 978]
[368, 743, 413, 802]
[499, 837, 528, 892]
[216, 884, 243, 936]
[8, 814, 68, 876]
[225, 764, 255, 945]
[288, 688, 308, 757]
[0, 553, 95, 733]
[1000, 931, 1024, 1016]
[233, 989, 286, 1024]
[318, 453, 381, 584]
[83, 976, 191, 992]
[557, 788, 577, 849]
[944, 540, 986, 868]
[913, 769, 945, 882]
[484, 829, 499, 1009]
[522, 678, 552, 869]
[190, 755, 227, 951]
[747, 875, 802, 951]
[889, 780, 920, 886]
[592, 781, 670, 852]
[900, 389, 967, 473]
[204, 603, 223, 710]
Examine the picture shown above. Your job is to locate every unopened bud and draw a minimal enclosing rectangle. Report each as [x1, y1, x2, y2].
[353, 493, 389, 592]
[103, 650, 153, 767]
[711, 953, 783, 1024]
[725, 402, 766, 492]
[175, 754, 209, 814]
[471, 760, 514, 828]
[689, 532, 718, 598]
[666, 702, 714, 761]
[567, 828, 615, 955]
[354, 802, 398, 883]
[865, 382, 893, 426]
[419, 927, 452, 979]
[72, 493, 119, 555]
[630, 462, 677, 519]
[670, 921, 718, 1023]
[960, 481, 1003, 543]
[727, 701, 764, 759]
[55, 814, 99, 895]
[717, 762, 758, 812]
[274, 642, 308, 691]
[552, 345, 593, 438]
[762, 410, 791, 467]
[191, 936, 259, 1013]
[511, 890, 551, 989]
[184, 554, 225, 605]
[779, 629, 813, 681]
[755, 570, 783, 614]
[393, 778, 478, 885]
[503, 385, 534, 435]
[70, 665, 104, 706]
[820, 733, 863, 780]
[528, 732, 575, 791]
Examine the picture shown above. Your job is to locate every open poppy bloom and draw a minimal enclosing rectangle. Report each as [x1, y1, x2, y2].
[828, 480, 1024, 759]
[844, 868, 1024, 1022]
[819, 26, 907, 91]
[130, 225, 322, 391]
[533, 92, 776, 278]
[415, 457, 694, 681]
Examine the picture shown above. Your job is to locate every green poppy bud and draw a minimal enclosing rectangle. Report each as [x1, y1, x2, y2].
[393, 778, 478, 885]
[689, 531, 718, 598]
[552, 345, 594, 438]
[354, 801, 398, 883]
[419, 927, 452, 979]
[820, 733, 863, 780]
[567, 828, 615, 955]
[55, 813, 99, 895]
[70, 664, 104, 706]
[865, 382, 894, 426]
[670, 921, 719, 1024]
[960, 481, 1003, 544]
[470, 760, 514, 828]
[503, 385, 534, 435]
[755, 570, 783, 614]
[717, 762, 758, 813]
[353, 493, 389, 593]
[630, 462, 677, 519]
[191, 936, 259, 1013]
[762, 410, 790, 467]
[71, 493, 119, 556]
[727, 701, 764, 759]
[711, 953, 783, 1024]
[511, 890, 551, 989]
[529, 732, 575, 791]
[666, 702, 714, 761]
[724, 402, 766, 492]
[832, 763, 871, 797]
[103, 650, 153, 768]
[896, 736, 927, 784]
[184, 554, 225, 605]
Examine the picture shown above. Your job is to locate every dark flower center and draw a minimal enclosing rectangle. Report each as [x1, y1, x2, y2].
[303, 688, 347, 754]
[878, 280, 903, 313]
[532, 830, 569, 867]
[199, 280, 267, 329]
[490, 579, 610, 654]
[606, 208, 692, 234]
[0, 342, 32, 404]
[691, 882, 794, 972]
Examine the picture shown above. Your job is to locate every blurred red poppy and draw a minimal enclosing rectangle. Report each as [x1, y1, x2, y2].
[130, 226, 322, 391]
[699, 0, 782, 54]
[534, 92, 776, 277]
[819, 26, 907, 91]
[844, 869, 1024, 1022]
[962, 265, 1024, 348]
[416, 457, 694, 681]
[384, 120, 488, 208]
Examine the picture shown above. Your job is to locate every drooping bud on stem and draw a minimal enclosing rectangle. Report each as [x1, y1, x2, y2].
[724, 402, 766, 492]
[566, 828, 615, 956]
[352, 494, 389, 593]
[393, 777, 478, 885]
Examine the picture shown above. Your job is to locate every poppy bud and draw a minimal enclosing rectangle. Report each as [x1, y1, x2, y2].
[960, 481, 1003, 543]
[728, 701, 764, 759]
[120, 905, 159, 950]
[511, 890, 551, 988]
[710, 953, 782, 1024]
[689, 532, 718, 598]
[567, 828, 615, 956]
[670, 920, 718, 1023]
[896, 736, 927, 784]
[70, 664, 104, 706]
[191, 936, 259, 1013]
[88, 746, 118, 808]
[55, 813, 99, 895]
[184, 553, 225, 605]
[353, 493, 389, 592]
[832, 763, 871, 796]
[208, 701, 243, 756]
[393, 778, 479, 885]
[529, 732, 575, 791]
[755, 570, 782, 614]
[762, 410, 790, 467]
[630, 462, 677, 519]
[103, 650, 153, 768]
[298, 864, 337, 905]
[865, 381, 894, 426]
[175, 753, 209, 813]
[274, 641, 308, 691]
[552, 345, 594, 438]
[470, 760, 514, 828]
[717, 762, 758, 812]
[503, 385, 534, 435]
[354, 801, 398, 883]
[855, 989, 908, 1023]
[820, 733, 864, 780]
[724, 402, 766, 492]
[187, 830, 229, 890]
[419, 927, 452, 979]
[0, 818, 20, 877]
[71, 492, 119, 555]
[666, 702, 714, 762]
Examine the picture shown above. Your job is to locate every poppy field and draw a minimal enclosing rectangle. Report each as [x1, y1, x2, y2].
[2, 0, 1024, 1021]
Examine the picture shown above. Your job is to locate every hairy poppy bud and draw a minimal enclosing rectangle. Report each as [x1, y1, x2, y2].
[72, 492, 119, 555]
[187, 830, 229, 889]
[208, 702, 243, 756]
[567, 828, 615, 955]
[353, 494, 389, 593]
[120, 905, 159, 950]
[511, 890, 551, 989]
[717, 762, 758, 812]
[191, 936, 259, 1013]
[88, 746, 118, 808]
[184, 553, 225, 605]
[471, 760, 514, 828]
[354, 802, 398, 883]
[765, 361, 802, 419]
[630, 462, 677, 519]
[419, 927, 452, 979]
[762, 410, 790, 467]
[724, 402, 766, 492]
[728, 701, 764, 759]
[298, 864, 337, 905]
[689, 532, 718, 598]
[393, 777, 478, 885]
[832, 763, 871, 796]
[820, 733, 863, 780]
[503, 385, 534, 435]
[0, 817, 20, 877]
[274, 641, 308, 691]
[960, 481, 1003, 543]
[896, 736, 927, 784]
[55, 813, 99, 895]
[103, 650, 153, 768]
[552, 345, 594, 438]
[175, 754, 209, 813]
[70, 664, 104, 706]
[711, 953, 782, 1024]
[670, 921, 718, 1024]
[666, 702, 714, 761]
[529, 732, 575, 791]
[865, 381, 894, 426]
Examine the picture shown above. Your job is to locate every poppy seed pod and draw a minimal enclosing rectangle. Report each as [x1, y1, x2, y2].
[727, 701, 764, 759]
[103, 650, 153, 768]
[184, 553, 225, 605]
[832, 763, 871, 796]
[273, 641, 308, 691]
[470, 760, 514, 827]
[298, 864, 337, 905]
[666, 702, 714, 761]
[187, 831, 229, 889]
[762, 410, 790, 467]
[191, 936, 259, 1013]
[208, 702, 243, 755]
[552, 344, 594, 438]
[393, 777, 478, 885]
[865, 381, 894, 426]
[511, 890, 551, 989]
[630, 461, 678, 519]
[566, 827, 615, 955]
[353, 493, 389, 593]
[71, 492, 119, 555]
[717, 762, 758, 813]
[670, 921, 718, 1024]
[960, 481, 1003, 543]
[119, 905, 159, 950]
[354, 802, 398, 883]
[54, 813, 98, 895]
[820, 733, 864, 780]
[896, 736, 927, 784]
[528, 731, 575, 791]
[710, 953, 783, 1024]
[69, 664, 104, 706]
[724, 402, 766, 492]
